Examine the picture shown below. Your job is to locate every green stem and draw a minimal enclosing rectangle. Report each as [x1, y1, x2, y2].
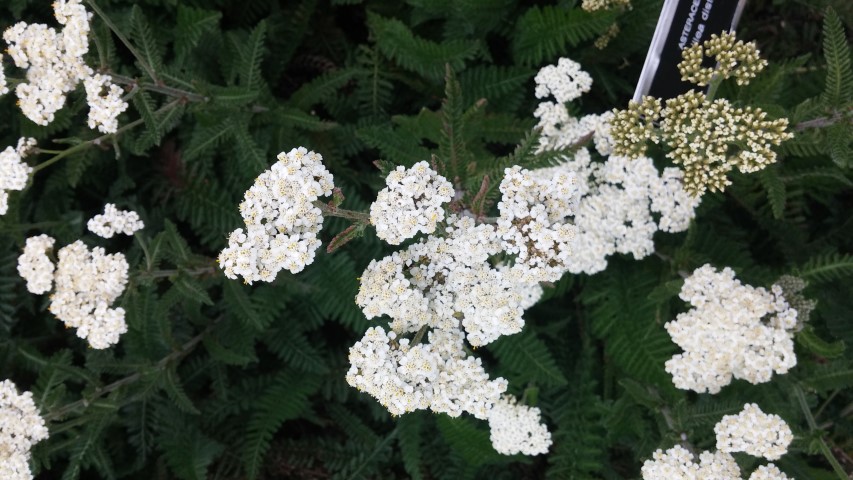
[135, 266, 218, 280]
[411, 325, 430, 346]
[45, 323, 215, 421]
[794, 384, 849, 480]
[705, 76, 723, 101]
[31, 98, 182, 174]
[314, 201, 371, 223]
[109, 73, 209, 103]
[84, 0, 158, 82]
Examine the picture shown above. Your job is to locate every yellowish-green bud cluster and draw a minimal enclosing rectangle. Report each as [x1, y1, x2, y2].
[610, 91, 792, 196]
[594, 23, 621, 50]
[581, 0, 631, 12]
[679, 32, 768, 86]
[609, 96, 663, 157]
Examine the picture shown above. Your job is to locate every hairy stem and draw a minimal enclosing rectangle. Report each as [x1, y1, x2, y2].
[794, 107, 853, 131]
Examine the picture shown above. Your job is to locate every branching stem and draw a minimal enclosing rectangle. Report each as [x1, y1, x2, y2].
[44, 323, 216, 421]
[31, 98, 182, 174]
[84, 0, 158, 82]
[314, 201, 371, 223]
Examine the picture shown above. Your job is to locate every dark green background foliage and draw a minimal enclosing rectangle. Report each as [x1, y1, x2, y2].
[0, 0, 851, 478]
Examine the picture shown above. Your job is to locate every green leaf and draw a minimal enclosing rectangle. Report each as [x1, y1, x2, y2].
[797, 326, 846, 358]
[367, 12, 480, 80]
[130, 5, 163, 76]
[175, 6, 222, 60]
[183, 118, 236, 162]
[512, 6, 616, 65]
[397, 414, 425, 480]
[172, 275, 213, 306]
[288, 68, 359, 109]
[162, 367, 200, 415]
[796, 252, 853, 284]
[263, 327, 329, 373]
[242, 371, 320, 479]
[436, 415, 504, 467]
[759, 167, 787, 219]
[239, 20, 268, 90]
[821, 7, 853, 106]
[223, 280, 267, 330]
[489, 330, 568, 387]
[278, 107, 338, 131]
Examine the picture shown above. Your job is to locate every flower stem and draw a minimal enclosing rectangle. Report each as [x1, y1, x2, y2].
[31, 98, 182, 174]
[314, 201, 371, 223]
[109, 73, 209, 103]
[794, 384, 849, 480]
[84, 0, 159, 82]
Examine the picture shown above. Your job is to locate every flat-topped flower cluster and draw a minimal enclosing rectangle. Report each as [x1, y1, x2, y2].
[17, 204, 142, 349]
[665, 265, 798, 394]
[1, 0, 128, 132]
[218, 147, 335, 283]
[0, 138, 37, 216]
[0, 380, 49, 480]
[642, 403, 793, 480]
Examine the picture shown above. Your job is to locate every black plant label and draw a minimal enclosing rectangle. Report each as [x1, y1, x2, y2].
[633, 0, 748, 101]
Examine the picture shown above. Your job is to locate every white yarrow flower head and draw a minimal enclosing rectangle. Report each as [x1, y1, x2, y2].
[83, 74, 128, 133]
[87, 203, 144, 238]
[0, 54, 9, 96]
[715, 403, 793, 461]
[534, 57, 593, 103]
[748, 464, 792, 480]
[17, 235, 56, 294]
[641, 445, 741, 480]
[664, 265, 798, 393]
[370, 161, 454, 245]
[487, 395, 552, 455]
[345, 326, 507, 419]
[0, 138, 37, 216]
[0, 379, 49, 479]
[218, 147, 335, 284]
[49, 240, 129, 349]
[3, 0, 93, 126]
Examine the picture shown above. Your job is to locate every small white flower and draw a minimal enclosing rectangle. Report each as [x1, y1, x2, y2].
[487, 395, 552, 455]
[0, 379, 49, 480]
[0, 138, 37, 216]
[218, 147, 334, 284]
[370, 161, 454, 245]
[17, 235, 56, 294]
[83, 74, 128, 134]
[715, 404, 793, 461]
[87, 203, 144, 238]
[49, 240, 129, 349]
[534, 57, 593, 103]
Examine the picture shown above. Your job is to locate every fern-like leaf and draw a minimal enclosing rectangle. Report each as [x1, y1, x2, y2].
[242, 371, 320, 479]
[796, 252, 853, 284]
[821, 8, 853, 106]
[512, 6, 616, 65]
[367, 13, 479, 80]
[489, 330, 568, 387]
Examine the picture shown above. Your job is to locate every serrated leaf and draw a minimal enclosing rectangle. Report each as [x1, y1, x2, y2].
[172, 275, 213, 306]
[239, 20, 268, 90]
[130, 5, 163, 77]
[162, 367, 200, 415]
[821, 8, 853, 106]
[175, 6, 222, 59]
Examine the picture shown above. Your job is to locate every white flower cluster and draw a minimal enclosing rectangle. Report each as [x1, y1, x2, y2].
[346, 327, 507, 419]
[87, 203, 144, 238]
[2, 0, 127, 132]
[665, 265, 798, 394]
[83, 73, 129, 133]
[49, 240, 129, 349]
[354, 164, 582, 455]
[487, 395, 552, 455]
[534, 57, 593, 104]
[17, 234, 55, 294]
[641, 445, 741, 480]
[715, 403, 793, 461]
[0, 379, 49, 480]
[0, 138, 37, 216]
[370, 161, 454, 245]
[0, 54, 8, 96]
[642, 404, 794, 479]
[218, 147, 335, 284]
[533, 149, 698, 274]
